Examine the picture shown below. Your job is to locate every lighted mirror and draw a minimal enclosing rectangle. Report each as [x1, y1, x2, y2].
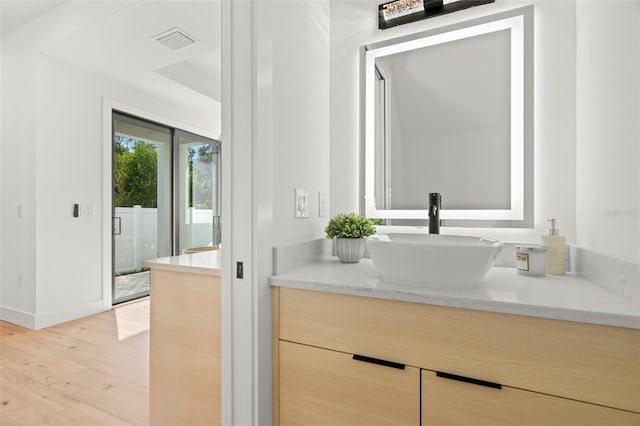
[362, 6, 533, 227]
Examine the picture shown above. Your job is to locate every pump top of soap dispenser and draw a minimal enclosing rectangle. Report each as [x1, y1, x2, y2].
[547, 218, 559, 236]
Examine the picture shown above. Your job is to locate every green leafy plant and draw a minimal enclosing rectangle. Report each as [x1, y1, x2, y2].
[325, 213, 376, 239]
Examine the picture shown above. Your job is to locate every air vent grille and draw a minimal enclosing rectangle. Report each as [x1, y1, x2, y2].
[153, 28, 197, 51]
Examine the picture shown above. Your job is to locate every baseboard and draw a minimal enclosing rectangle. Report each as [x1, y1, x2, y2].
[34, 300, 105, 330]
[1, 300, 106, 330]
[0, 306, 36, 329]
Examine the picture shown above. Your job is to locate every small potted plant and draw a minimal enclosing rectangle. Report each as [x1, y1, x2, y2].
[325, 213, 376, 263]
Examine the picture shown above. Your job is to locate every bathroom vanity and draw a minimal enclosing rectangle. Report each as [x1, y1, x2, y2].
[271, 260, 640, 425]
[145, 251, 222, 426]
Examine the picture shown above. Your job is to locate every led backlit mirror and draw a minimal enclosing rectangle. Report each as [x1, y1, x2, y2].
[362, 6, 533, 227]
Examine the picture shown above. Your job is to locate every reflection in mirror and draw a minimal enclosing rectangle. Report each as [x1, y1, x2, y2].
[363, 7, 533, 227]
[377, 29, 511, 210]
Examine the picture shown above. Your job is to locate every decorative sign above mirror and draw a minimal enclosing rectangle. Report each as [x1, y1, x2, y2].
[379, 0, 495, 30]
[362, 6, 533, 228]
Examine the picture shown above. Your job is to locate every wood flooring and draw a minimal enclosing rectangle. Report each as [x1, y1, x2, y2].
[0, 299, 150, 425]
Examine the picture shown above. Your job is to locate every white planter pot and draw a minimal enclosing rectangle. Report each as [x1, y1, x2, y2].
[335, 238, 365, 263]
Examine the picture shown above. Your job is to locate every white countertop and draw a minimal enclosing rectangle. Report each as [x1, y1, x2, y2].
[144, 250, 222, 276]
[270, 259, 640, 329]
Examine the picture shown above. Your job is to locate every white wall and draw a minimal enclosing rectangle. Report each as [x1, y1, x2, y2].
[1, 35, 218, 329]
[576, 1, 640, 262]
[251, 1, 331, 422]
[268, 1, 331, 247]
[1, 48, 38, 325]
[0, 16, 2, 318]
[330, 0, 579, 244]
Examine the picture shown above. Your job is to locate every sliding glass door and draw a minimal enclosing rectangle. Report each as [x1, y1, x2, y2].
[113, 113, 171, 304]
[176, 130, 221, 254]
[112, 112, 220, 305]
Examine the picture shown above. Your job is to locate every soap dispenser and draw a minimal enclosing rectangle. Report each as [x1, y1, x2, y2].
[541, 218, 566, 275]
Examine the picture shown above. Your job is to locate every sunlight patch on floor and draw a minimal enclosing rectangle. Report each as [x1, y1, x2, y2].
[115, 299, 150, 341]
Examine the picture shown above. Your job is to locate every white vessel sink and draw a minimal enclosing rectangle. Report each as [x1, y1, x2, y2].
[366, 234, 503, 290]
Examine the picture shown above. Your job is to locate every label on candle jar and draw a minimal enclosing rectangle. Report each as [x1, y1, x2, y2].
[515, 245, 547, 276]
[516, 252, 529, 271]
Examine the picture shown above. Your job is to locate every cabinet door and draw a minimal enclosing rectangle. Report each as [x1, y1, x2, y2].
[422, 370, 640, 426]
[279, 340, 419, 426]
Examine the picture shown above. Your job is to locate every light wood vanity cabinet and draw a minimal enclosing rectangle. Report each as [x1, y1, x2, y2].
[273, 287, 640, 425]
[149, 268, 221, 425]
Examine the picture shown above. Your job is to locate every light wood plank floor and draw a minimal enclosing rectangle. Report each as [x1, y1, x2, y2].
[0, 299, 150, 425]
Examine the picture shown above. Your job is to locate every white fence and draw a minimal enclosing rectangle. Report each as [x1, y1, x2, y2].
[115, 206, 215, 275]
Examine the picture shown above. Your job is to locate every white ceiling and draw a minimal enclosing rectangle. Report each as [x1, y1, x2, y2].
[1, 0, 221, 109]
[0, 0, 65, 36]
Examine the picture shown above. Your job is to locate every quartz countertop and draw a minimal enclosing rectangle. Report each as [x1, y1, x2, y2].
[269, 259, 640, 329]
[144, 250, 222, 276]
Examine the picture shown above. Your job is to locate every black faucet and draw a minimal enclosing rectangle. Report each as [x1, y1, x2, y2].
[428, 193, 441, 234]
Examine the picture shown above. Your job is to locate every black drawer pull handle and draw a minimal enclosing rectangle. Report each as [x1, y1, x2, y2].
[436, 371, 502, 389]
[352, 354, 405, 370]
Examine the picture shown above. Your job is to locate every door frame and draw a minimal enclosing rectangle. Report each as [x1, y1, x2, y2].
[102, 98, 218, 310]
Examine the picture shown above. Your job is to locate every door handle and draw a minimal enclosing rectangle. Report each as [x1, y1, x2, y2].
[353, 354, 405, 370]
[113, 217, 121, 235]
[436, 371, 502, 389]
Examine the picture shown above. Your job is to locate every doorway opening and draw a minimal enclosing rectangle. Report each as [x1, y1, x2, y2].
[112, 111, 220, 304]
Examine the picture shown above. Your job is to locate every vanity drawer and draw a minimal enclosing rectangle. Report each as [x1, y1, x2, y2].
[422, 370, 640, 426]
[279, 340, 419, 425]
[277, 287, 640, 412]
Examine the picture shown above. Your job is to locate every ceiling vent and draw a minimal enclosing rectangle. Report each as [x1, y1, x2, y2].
[153, 28, 197, 51]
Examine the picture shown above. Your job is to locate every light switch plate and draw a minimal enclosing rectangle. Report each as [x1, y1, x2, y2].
[318, 191, 328, 217]
[295, 189, 309, 218]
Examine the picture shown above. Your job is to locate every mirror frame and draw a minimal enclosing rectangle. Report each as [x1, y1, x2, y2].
[361, 6, 533, 228]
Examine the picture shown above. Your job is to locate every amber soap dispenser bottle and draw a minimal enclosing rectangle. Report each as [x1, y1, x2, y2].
[541, 218, 566, 275]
